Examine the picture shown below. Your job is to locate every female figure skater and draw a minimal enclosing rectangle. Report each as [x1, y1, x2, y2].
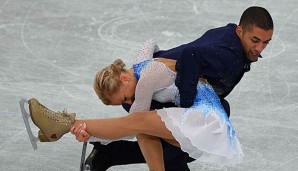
[28, 39, 243, 170]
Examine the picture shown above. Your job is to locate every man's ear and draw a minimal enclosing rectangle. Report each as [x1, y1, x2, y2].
[236, 26, 243, 37]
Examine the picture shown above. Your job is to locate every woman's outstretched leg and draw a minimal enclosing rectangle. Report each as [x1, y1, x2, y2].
[72, 111, 174, 141]
[28, 98, 175, 143]
[29, 98, 172, 170]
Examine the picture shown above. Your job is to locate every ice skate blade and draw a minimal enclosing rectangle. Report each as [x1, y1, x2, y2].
[19, 98, 39, 150]
[80, 142, 88, 171]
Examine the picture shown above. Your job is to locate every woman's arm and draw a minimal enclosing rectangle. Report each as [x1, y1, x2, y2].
[129, 61, 175, 114]
[135, 39, 159, 63]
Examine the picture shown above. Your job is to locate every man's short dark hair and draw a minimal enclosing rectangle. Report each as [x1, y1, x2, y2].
[239, 6, 274, 31]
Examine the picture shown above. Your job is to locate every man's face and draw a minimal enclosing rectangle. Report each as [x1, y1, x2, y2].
[237, 25, 273, 62]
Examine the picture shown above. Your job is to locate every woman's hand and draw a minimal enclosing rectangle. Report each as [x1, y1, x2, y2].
[70, 123, 91, 142]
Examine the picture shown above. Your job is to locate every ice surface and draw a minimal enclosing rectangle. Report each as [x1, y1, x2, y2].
[1, 0, 298, 170]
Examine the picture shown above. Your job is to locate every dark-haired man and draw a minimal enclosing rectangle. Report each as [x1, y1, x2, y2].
[84, 6, 273, 171]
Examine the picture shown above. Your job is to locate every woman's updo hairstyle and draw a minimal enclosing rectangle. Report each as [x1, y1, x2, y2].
[94, 59, 126, 105]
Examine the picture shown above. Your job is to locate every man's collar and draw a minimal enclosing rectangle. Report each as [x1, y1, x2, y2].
[243, 53, 264, 72]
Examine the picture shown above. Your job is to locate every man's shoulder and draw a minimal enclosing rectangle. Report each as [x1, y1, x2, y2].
[205, 23, 237, 33]
[207, 23, 242, 53]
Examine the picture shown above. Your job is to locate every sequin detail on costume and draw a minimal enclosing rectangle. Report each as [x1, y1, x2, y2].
[186, 82, 236, 146]
[133, 59, 151, 80]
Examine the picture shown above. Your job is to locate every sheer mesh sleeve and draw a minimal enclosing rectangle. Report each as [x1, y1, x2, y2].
[134, 39, 160, 64]
[129, 61, 175, 114]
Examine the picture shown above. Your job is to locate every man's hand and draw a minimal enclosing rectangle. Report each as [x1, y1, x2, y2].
[70, 123, 91, 142]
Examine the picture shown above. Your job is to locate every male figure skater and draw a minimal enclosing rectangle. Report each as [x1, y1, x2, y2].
[85, 6, 274, 171]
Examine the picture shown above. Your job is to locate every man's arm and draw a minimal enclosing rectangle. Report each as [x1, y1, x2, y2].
[175, 47, 202, 108]
[122, 100, 176, 112]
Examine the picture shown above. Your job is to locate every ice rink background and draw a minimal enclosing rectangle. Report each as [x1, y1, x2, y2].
[1, 0, 298, 170]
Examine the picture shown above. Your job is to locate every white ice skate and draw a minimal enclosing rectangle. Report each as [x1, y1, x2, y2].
[19, 98, 39, 150]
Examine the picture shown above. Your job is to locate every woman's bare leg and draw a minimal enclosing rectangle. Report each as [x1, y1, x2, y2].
[137, 134, 164, 171]
[72, 110, 174, 140]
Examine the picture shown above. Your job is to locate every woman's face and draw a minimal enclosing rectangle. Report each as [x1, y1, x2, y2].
[109, 73, 136, 105]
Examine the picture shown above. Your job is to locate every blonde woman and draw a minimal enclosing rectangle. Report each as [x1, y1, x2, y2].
[29, 39, 243, 170]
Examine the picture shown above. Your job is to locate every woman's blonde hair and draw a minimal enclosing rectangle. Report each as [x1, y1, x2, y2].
[94, 59, 126, 105]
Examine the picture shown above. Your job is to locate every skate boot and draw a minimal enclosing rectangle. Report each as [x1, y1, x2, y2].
[28, 98, 75, 142]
